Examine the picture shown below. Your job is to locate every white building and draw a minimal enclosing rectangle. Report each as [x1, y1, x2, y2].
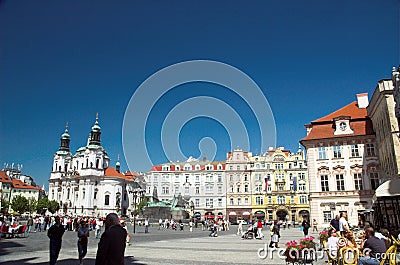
[48, 115, 142, 217]
[145, 157, 227, 220]
[301, 94, 382, 227]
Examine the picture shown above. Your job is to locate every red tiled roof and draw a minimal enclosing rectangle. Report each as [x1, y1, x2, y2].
[104, 167, 125, 178]
[313, 101, 367, 122]
[0, 171, 11, 183]
[12, 178, 36, 189]
[301, 101, 374, 142]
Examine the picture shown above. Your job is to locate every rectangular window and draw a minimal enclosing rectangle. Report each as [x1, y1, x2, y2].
[218, 186, 222, 194]
[237, 185, 241, 192]
[162, 186, 170, 194]
[299, 195, 308, 204]
[336, 174, 345, 191]
[354, 173, 363, 190]
[370, 172, 379, 190]
[244, 197, 249, 204]
[278, 183, 284, 191]
[229, 185, 233, 192]
[229, 175, 233, 181]
[333, 146, 342, 158]
[255, 196, 264, 205]
[277, 196, 285, 204]
[237, 198, 241, 205]
[218, 198, 222, 207]
[351, 144, 360, 157]
[318, 147, 327, 159]
[299, 173, 305, 180]
[321, 175, 329, 191]
[268, 196, 272, 204]
[175, 186, 180, 194]
[267, 184, 272, 192]
[195, 175, 200, 181]
[218, 175, 222, 182]
[366, 143, 375, 157]
[195, 186, 200, 194]
[244, 185, 249, 192]
[184, 186, 189, 194]
[299, 183, 306, 191]
[230, 198, 234, 205]
[205, 185, 213, 193]
[206, 198, 213, 208]
[195, 199, 200, 207]
[290, 195, 294, 204]
[323, 211, 332, 223]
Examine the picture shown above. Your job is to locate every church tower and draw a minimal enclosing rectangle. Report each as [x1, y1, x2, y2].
[89, 113, 101, 146]
[59, 122, 70, 152]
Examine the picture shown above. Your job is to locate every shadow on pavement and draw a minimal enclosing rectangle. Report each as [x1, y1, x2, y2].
[0, 256, 146, 265]
[0, 240, 25, 255]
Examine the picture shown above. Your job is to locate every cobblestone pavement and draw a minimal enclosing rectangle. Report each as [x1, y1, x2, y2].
[0, 224, 328, 264]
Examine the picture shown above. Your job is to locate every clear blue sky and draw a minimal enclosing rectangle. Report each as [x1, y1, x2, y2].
[0, 0, 399, 187]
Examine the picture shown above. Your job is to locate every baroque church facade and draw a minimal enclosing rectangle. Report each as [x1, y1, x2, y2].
[48, 115, 142, 217]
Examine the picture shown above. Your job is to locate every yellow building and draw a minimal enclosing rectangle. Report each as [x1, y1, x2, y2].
[250, 147, 310, 223]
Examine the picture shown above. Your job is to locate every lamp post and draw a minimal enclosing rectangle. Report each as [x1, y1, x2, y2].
[190, 200, 195, 221]
[129, 187, 144, 234]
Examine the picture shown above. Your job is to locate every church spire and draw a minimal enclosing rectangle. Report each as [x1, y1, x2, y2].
[59, 122, 70, 152]
[116, 154, 121, 173]
[89, 113, 101, 146]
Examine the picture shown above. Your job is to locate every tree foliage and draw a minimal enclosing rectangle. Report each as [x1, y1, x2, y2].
[136, 197, 148, 214]
[1, 199, 10, 214]
[27, 198, 37, 214]
[36, 198, 60, 214]
[36, 198, 50, 214]
[48, 200, 60, 214]
[11, 195, 28, 214]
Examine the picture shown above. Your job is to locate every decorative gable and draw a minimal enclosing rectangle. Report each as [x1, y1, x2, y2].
[333, 116, 354, 136]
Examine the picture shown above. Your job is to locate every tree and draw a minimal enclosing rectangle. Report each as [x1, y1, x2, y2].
[27, 198, 37, 214]
[48, 200, 60, 214]
[136, 197, 148, 215]
[11, 195, 28, 214]
[1, 199, 9, 214]
[36, 198, 50, 215]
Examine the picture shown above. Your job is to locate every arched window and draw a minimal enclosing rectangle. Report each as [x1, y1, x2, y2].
[96, 159, 100, 169]
[82, 188, 86, 199]
[86, 158, 89, 168]
[105, 195, 110, 205]
[67, 188, 70, 199]
[64, 164, 68, 172]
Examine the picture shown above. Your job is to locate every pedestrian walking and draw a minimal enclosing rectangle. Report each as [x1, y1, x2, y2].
[27, 216, 33, 233]
[144, 217, 149, 233]
[47, 216, 65, 265]
[312, 219, 318, 232]
[237, 220, 243, 236]
[95, 213, 127, 265]
[121, 220, 131, 246]
[301, 218, 310, 236]
[77, 220, 89, 265]
[189, 220, 193, 232]
[256, 219, 264, 239]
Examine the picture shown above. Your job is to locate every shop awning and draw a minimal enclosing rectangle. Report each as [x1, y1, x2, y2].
[229, 212, 237, 216]
[242, 211, 251, 216]
[194, 212, 201, 217]
[205, 215, 215, 219]
[373, 178, 400, 201]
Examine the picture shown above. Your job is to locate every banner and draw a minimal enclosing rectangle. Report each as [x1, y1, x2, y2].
[293, 175, 297, 190]
[264, 177, 268, 191]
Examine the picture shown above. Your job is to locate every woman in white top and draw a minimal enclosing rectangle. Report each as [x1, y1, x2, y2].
[326, 230, 339, 257]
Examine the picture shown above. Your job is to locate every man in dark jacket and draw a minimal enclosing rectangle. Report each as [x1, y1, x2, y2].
[95, 213, 127, 265]
[47, 216, 65, 265]
[330, 215, 340, 232]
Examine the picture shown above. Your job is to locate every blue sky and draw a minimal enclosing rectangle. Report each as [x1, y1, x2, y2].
[0, 0, 399, 187]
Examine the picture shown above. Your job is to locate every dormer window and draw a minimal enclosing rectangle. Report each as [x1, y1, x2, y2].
[334, 116, 354, 135]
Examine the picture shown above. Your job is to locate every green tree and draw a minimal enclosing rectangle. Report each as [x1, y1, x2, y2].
[1, 199, 9, 214]
[11, 195, 28, 214]
[48, 200, 60, 214]
[36, 198, 50, 214]
[27, 198, 37, 214]
[136, 197, 148, 214]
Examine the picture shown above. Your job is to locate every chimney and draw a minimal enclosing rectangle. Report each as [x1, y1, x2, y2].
[356, 93, 369, 108]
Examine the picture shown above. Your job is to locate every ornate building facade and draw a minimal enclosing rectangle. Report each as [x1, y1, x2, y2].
[367, 79, 400, 179]
[48, 115, 142, 217]
[301, 94, 382, 226]
[225, 149, 253, 223]
[249, 147, 309, 223]
[144, 158, 226, 220]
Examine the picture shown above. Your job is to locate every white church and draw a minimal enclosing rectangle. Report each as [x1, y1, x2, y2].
[48, 115, 143, 217]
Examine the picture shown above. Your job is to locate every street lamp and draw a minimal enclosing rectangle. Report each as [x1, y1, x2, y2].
[190, 201, 195, 221]
[129, 187, 144, 234]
